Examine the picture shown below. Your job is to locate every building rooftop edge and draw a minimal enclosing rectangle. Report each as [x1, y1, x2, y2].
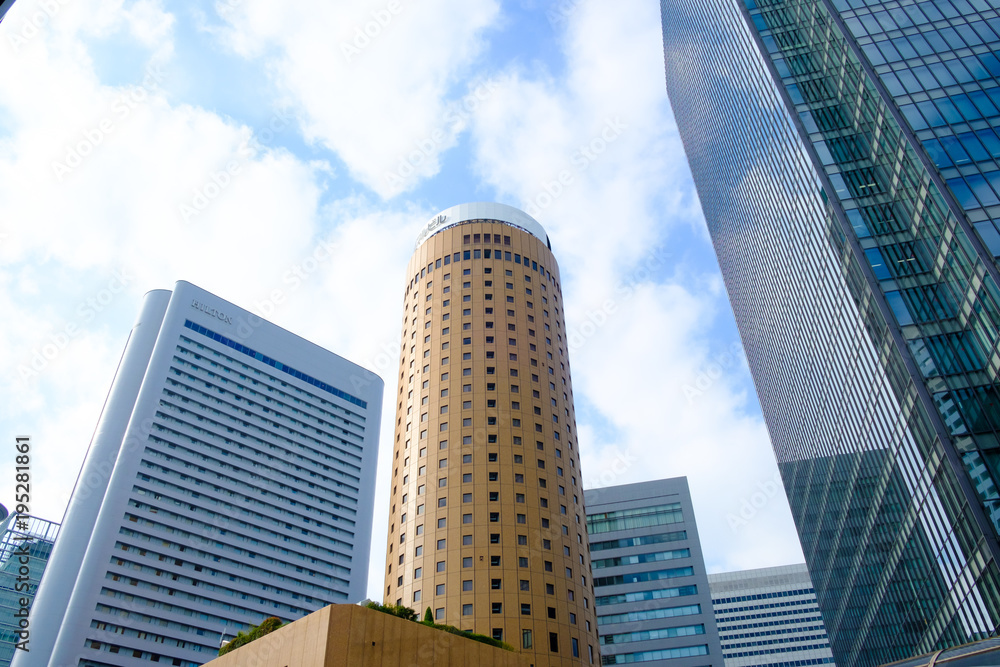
[165, 280, 385, 391]
[415, 202, 549, 250]
[707, 562, 811, 583]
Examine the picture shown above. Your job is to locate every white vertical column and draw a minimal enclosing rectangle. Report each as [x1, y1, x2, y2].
[14, 289, 171, 667]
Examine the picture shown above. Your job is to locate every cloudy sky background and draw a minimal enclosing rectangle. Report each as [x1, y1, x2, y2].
[0, 0, 803, 599]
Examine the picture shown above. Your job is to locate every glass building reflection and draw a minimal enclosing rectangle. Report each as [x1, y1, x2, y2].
[659, 0, 1000, 665]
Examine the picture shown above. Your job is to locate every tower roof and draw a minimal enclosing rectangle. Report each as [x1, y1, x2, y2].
[415, 202, 549, 250]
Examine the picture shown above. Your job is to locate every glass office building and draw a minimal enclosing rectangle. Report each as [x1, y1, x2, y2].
[586, 478, 723, 667]
[660, 0, 1000, 665]
[0, 514, 59, 667]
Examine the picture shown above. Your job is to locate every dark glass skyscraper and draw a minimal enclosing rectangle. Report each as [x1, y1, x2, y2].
[659, 0, 1000, 665]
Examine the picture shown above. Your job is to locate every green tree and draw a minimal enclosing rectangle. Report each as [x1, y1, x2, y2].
[218, 616, 284, 656]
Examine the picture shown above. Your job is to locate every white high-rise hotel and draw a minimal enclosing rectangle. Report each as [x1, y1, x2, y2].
[21, 281, 382, 667]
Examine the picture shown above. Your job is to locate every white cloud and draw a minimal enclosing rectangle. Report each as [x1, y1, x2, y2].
[212, 0, 502, 197]
[0, 0, 805, 605]
[573, 284, 802, 573]
[0, 1, 350, 526]
[466, 0, 804, 574]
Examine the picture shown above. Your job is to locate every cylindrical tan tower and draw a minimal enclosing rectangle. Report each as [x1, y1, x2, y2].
[384, 203, 599, 666]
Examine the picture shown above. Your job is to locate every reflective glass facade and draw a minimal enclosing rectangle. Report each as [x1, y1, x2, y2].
[0, 514, 59, 667]
[660, 0, 1000, 665]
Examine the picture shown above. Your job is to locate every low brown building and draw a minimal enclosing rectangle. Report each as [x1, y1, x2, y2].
[202, 603, 531, 667]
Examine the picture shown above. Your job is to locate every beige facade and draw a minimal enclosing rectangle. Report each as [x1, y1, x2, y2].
[384, 205, 600, 666]
[202, 603, 529, 667]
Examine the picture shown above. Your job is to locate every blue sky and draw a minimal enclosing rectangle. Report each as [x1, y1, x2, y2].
[0, 0, 803, 599]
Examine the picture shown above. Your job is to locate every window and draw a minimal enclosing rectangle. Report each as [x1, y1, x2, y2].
[414, 567, 423, 579]
[492, 602, 502, 614]
[547, 607, 556, 619]
[437, 538, 446, 549]
[549, 632, 558, 653]
[490, 533, 500, 544]
[519, 556, 529, 567]
[521, 603, 532, 615]
[463, 557, 473, 568]
[413, 590, 421, 602]
[462, 579, 473, 591]
[490, 512, 500, 522]
[522, 630, 533, 649]
[491, 578, 502, 589]
[463, 604, 473, 616]
[437, 561, 446, 573]
[463, 534, 472, 545]
[463, 512, 472, 522]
